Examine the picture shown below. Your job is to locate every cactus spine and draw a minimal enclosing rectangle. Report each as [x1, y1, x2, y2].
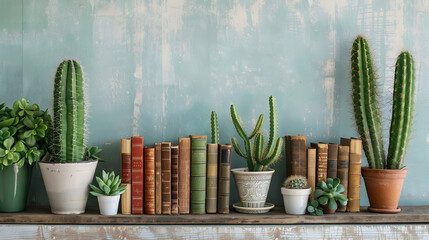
[283, 175, 308, 189]
[387, 52, 415, 169]
[211, 111, 219, 144]
[52, 60, 86, 162]
[230, 96, 283, 171]
[351, 36, 415, 169]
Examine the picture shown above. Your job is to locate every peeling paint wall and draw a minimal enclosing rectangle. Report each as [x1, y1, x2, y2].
[1, 0, 429, 207]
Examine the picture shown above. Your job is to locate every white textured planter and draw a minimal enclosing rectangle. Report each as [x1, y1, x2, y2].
[39, 161, 98, 214]
[97, 195, 120, 216]
[231, 168, 274, 208]
[281, 187, 311, 215]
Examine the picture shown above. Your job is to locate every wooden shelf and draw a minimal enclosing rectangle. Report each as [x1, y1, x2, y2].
[1, 206, 429, 225]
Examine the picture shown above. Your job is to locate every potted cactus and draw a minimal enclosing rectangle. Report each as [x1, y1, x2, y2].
[281, 175, 311, 215]
[350, 36, 415, 213]
[313, 178, 347, 214]
[230, 96, 283, 211]
[0, 98, 51, 212]
[39, 60, 101, 214]
[90, 170, 126, 215]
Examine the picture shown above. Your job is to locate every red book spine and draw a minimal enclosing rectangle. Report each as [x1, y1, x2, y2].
[121, 139, 132, 184]
[131, 136, 144, 214]
[144, 147, 155, 214]
[171, 146, 179, 215]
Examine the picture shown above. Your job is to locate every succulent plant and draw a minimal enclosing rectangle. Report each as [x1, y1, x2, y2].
[89, 170, 126, 196]
[307, 200, 323, 216]
[230, 96, 283, 171]
[351, 36, 415, 169]
[85, 146, 102, 161]
[314, 178, 347, 211]
[211, 111, 219, 144]
[283, 175, 308, 189]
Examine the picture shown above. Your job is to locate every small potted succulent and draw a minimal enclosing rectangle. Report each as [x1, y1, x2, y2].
[281, 175, 312, 215]
[230, 96, 283, 212]
[307, 200, 323, 216]
[0, 98, 51, 212]
[313, 178, 348, 214]
[90, 170, 126, 216]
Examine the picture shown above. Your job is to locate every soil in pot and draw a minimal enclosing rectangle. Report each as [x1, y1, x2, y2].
[0, 163, 32, 212]
[362, 167, 407, 213]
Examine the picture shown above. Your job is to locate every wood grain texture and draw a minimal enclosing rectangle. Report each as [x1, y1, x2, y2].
[2, 207, 429, 225]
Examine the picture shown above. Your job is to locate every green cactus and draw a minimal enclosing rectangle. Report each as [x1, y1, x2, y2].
[350, 36, 415, 169]
[211, 111, 219, 144]
[387, 52, 415, 169]
[230, 96, 283, 171]
[52, 60, 86, 162]
[283, 175, 308, 189]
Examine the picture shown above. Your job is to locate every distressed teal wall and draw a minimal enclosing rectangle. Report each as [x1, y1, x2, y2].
[1, 0, 429, 207]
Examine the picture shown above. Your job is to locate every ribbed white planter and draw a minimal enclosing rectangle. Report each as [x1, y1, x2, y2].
[231, 168, 274, 208]
[39, 161, 98, 214]
[281, 187, 311, 215]
[97, 195, 120, 216]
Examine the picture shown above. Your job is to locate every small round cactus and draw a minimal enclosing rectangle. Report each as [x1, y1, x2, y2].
[283, 175, 308, 189]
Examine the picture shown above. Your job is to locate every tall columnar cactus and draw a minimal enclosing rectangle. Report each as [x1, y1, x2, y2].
[387, 52, 415, 169]
[211, 111, 219, 144]
[52, 60, 86, 162]
[351, 36, 415, 169]
[230, 96, 283, 171]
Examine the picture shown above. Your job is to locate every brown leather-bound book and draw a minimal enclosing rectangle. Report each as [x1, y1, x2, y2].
[311, 143, 328, 183]
[171, 145, 179, 215]
[178, 137, 191, 214]
[131, 136, 144, 214]
[336, 145, 350, 212]
[144, 147, 155, 214]
[121, 138, 132, 214]
[161, 142, 171, 214]
[155, 143, 162, 214]
[341, 138, 362, 213]
[217, 144, 232, 214]
[206, 144, 218, 213]
[327, 143, 338, 179]
[307, 148, 316, 200]
[285, 135, 307, 178]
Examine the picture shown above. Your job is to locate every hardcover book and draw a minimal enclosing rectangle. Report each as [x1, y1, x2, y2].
[144, 147, 155, 214]
[310, 143, 328, 183]
[336, 145, 350, 212]
[178, 137, 191, 214]
[171, 145, 179, 215]
[285, 135, 307, 178]
[121, 138, 132, 215]
[307, 147, 316, 200]
[206, 144, 218, 213]
[155, 143, 162, 214]
[131, 136, 144, 214]
[161, 142, 172, 214]
[217, 144, 232, 214]
[327, 143, 338, 179]
[341, 138, 362, 213]
[190, 135, 207, 214]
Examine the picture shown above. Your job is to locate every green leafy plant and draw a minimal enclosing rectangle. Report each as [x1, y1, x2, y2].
[230, 96, 283, 171]
[283, 175, 308, 189]
[85, 146, 102, 161]
[0, 98, 51, 170]
[211, 111, 219, 144]
[314, 178, 347, 211]
[351, 36, 415, 169]
[89, 170, 126, 196]
[307, 200, 323, 216]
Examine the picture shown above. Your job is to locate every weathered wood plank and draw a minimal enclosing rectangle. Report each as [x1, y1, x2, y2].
[1, 206, 429, 225]
[1, 224, 429, 239]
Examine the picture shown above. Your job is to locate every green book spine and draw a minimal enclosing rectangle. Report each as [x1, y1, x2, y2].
[190, 135, 207, 214]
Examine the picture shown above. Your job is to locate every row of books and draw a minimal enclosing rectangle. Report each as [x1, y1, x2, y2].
[120, 136, 232, 214]
[285, 136, 362, 212]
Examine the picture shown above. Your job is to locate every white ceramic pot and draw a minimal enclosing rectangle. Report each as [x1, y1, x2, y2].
[39, 161, 98, 214]
[97, 195, 120, 216]
[231, 168, 274, 208]
[281, 187, 312, 215]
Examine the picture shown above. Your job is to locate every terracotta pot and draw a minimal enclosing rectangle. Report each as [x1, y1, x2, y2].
[361, 167, 407, 213]
[321, 203, 335, 214]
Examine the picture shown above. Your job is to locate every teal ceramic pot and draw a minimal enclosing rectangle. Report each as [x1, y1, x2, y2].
[0, 163, 32, 212]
